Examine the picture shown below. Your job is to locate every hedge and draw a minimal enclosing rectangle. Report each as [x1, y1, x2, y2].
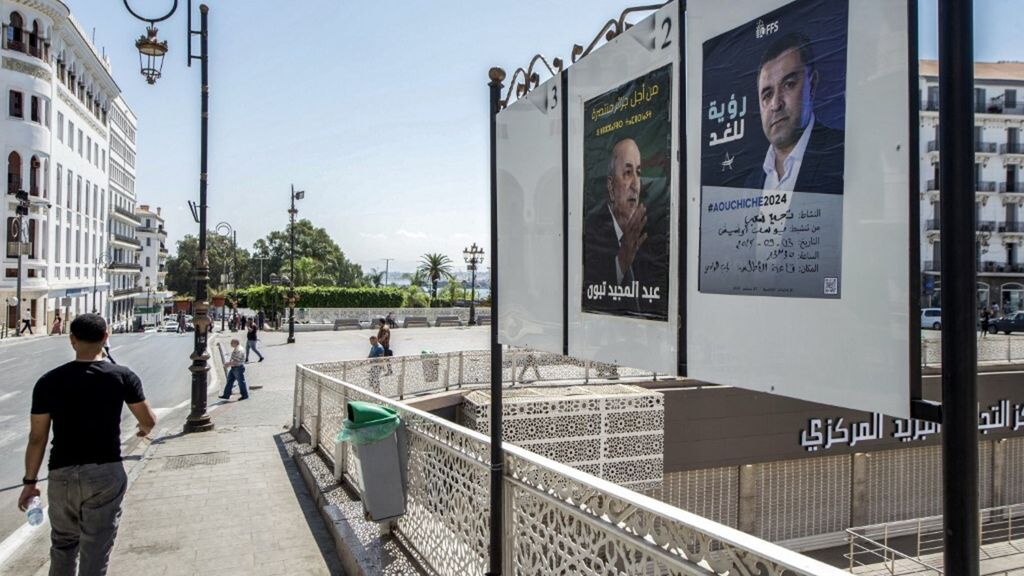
[233, 286, 403, 310]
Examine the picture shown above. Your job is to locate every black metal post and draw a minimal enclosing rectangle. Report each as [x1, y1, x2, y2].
[231, 230, 237, 331]
[184, 3, 213, 433]
[287, 184, 296, 344]
[15, 214, 23, 337]
[486, 66, 504, 576]
[469, 264, 477, 326]
[938, 0, 979, 573]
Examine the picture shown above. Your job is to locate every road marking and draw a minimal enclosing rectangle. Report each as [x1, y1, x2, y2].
[109, 346, 122, 353]
[140, 335, 153, 341]
[0, 390, 20, 404]
[0, 509, 49, 567]
[0, 358, 15, 366]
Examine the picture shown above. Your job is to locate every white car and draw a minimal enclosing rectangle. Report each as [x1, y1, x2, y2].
[921, 308, 942, 330]
[160, 319, 179, 332]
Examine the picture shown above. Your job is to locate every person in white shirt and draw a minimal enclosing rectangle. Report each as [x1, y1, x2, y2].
[218, 339, 249, 400]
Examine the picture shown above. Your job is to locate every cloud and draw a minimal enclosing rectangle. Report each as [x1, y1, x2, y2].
[359, 232, 387, 240]
[395, 229, 429, 240]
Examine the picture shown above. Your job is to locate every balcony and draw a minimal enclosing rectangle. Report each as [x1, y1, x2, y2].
[978, 220, 997, 232]
[925, 179, 939, 192]
[925, 219, 941, 231]
[112, 206, 141, 224]
[1001, 143, 1024, 155]
[927, 140, 939, 153]
[977, 181, 997, 192]
[108, 261, 143, 272]
[112, 287, 142, 298]
[922, 99, 939, 112]
[1, 26, 48, 61]
[976, 141, 997, 154]
[923, 260, 941, 272]
[112, 233, 142, 248]
[1000, 182, 1023, 193]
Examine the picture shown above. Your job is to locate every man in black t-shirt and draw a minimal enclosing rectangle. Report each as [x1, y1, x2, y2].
[19, 314, 157, 576]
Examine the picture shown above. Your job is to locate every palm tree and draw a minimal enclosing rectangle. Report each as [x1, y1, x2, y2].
[418, 253, 454, 306]
[293, 257, 333, 286]
[366, 268, 386, 287]
[401, 269, 428, 288]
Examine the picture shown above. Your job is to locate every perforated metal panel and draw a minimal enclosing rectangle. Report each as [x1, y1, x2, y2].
[754, 455, 851, 542]
[1006, 438, 1024, 505]
[865, 442, 992, 525]
[653, 468, 739, 528]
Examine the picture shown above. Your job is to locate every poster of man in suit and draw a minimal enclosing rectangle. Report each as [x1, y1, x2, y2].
[582, 64, 672, 321]
[699, 0, 848, 298]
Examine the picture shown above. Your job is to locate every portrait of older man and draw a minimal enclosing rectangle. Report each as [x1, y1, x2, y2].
[743, 32, 844, 194]
[583, 137, 666, 316]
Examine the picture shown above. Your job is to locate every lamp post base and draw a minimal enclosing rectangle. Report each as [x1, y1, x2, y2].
[184, 414, 214, 433]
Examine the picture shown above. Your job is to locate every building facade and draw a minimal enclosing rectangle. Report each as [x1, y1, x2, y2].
[106, 95, 140, 330]
[135, 203, 167, 325]
[2, 0, 122, 332]
[920, 60, 1024, 312]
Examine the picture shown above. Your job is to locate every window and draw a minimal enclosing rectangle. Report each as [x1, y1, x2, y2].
[1007, 89, 1018, 110]
[93, 143, 98, 166]
[55, 164, 62, 205]
[146, 237, 151, 246]
[146, 257, 150, 267]
[6, 12, 24, 50]
[30, 95, 39, 122]
[29, 156, 39, 196]
[57, 112, 64, 141]
[86, 136, 91, 162]
[9, 90, 23, 118]
[77, 129, 83, 156]
[76, 176, 81, 211]
[101, 150, 106, 172]
[68, 120, 74, 148]
[146, 219, 151, 227]
[84, 181, 90, 215]
[66, 170, 72, 208]
[7, 151, 20, 194]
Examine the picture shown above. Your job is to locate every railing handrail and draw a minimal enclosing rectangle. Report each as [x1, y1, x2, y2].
[297, 363, 848, 576]
[845, 528, 944, 573]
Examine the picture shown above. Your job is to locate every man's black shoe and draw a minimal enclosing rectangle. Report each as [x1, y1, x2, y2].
[217, 395, 230, 400]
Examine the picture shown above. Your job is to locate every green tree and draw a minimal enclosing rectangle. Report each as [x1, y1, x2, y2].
[165, 233, 251, 297]
[293, 256, 333, 286]
[417, 253, 455, 306]
[401, 269, 428, 288]
[363, 268, 386, 287]
[249, 219, 363, 287]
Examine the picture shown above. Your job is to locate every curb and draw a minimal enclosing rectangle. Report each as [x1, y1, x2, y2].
[293, 448, 366, 576]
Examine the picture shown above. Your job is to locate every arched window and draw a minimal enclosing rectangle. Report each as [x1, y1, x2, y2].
[29, 156, 40, 196]
[1000, 282, 1024, 314]
[29, 19, 41, 56]
[7, 151, 21, 194]
[7, 12, 24, 49]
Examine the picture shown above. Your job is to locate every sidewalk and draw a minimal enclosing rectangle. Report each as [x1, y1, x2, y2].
[0, 330, 345, 576]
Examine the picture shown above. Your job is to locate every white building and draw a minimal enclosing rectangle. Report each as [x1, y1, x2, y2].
[2, 0, 124, 332]
[920, 60, 1024, 312]
[107, 95, 141, 330]
[135, 203, 167, 326]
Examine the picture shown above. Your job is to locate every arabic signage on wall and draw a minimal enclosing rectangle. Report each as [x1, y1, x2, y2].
[582, 65, 672, 320]
[699, 0, 847, 298]
[686, 0, 914, 418]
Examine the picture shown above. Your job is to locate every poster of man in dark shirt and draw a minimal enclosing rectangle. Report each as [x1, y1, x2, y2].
[19, 314, 157, 576]
[582, 64, 672, 321]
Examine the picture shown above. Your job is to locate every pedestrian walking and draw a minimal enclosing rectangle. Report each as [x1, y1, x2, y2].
[517, 351, 542, 383]
[219, 338, 250, 400]
[18, 307, 33, 335]
[377, 318, 392, 356]
[19, 314, 157, 576]
[51, 311, 63, 336]
[980, 306, 991, 338]
[368, 335, 385, 392]
[177, 311, 186, 334]
[245, 320, 264, 362]
[258, 310, 265, 330]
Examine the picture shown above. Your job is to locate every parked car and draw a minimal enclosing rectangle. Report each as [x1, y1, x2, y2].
[990, 311, 1024, 334]
[921, 308, 942, 330]
[160, 319, 179, 332]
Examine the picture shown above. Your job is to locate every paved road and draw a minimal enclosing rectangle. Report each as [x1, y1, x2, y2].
[0, 330, 195, 542]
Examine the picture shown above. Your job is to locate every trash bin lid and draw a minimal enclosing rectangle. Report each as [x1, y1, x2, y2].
[346, 400, 399, 429]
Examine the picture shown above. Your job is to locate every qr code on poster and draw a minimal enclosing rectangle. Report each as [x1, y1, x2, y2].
[824, 277, 838, 295]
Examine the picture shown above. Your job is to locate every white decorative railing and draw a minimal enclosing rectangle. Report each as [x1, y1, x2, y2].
[293, 307, 492, 325]
[922, 336, 1024, 366]
[293, 357, 849, 575]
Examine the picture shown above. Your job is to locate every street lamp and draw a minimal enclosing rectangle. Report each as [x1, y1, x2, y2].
[216, 221, 236, 332]
[254, 252, 270, 285]
[287, 185, 305, 344]
[144, 276, 153, 328]
[123, 0, 214, 433]
[382, 258, 394, 287]
[463, 242, 484, 326]
[92, 252, 111, 315]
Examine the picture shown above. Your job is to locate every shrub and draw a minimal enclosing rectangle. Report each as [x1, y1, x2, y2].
[234, 286, 403, 310]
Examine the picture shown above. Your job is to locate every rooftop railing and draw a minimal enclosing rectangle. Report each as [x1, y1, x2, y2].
[293, 353, 847, 576]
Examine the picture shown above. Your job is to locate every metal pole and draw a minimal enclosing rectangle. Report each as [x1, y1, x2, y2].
[184, 3, 213, 433]
[938, 0, 979, 573]
[384, 258, 393, 287]
[231, 230, 237, 330]
[486, 66, 505, 576]
[469, 263, 477, 326]
[287, 185, 296, 344]
[15, 214, 23, 336]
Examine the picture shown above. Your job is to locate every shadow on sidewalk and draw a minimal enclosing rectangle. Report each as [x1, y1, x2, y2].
[272, 432, 345, 575]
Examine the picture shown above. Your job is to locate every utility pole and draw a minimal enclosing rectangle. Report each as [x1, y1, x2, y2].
[254, 253, 269, 285]
[383, 258, 394, 287]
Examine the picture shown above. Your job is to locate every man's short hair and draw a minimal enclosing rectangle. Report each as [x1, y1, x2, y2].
[70, 314, 107, 343]
[759, 32, 815, 72]
[606, 138, 636, 179]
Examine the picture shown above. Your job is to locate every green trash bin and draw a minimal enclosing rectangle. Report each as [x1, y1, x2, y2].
[336, 401, 407, 522]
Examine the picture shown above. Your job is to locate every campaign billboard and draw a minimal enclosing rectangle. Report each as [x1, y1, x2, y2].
[496, 74, 565, 354]
[568, 2, 681, 374]
[686, 0, 915, 418]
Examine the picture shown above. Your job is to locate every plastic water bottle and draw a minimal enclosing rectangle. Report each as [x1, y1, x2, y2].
[26, 497, 43, 526]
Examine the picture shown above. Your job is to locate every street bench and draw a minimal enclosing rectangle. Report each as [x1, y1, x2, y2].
[403, 316, 430, 328]
[435, 315, 464, 327]
[476, 314, 491, 326]
[333, 318, 362, 331]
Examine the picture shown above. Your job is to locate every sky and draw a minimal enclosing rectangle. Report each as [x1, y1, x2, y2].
[67, 1, 1020, 274]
